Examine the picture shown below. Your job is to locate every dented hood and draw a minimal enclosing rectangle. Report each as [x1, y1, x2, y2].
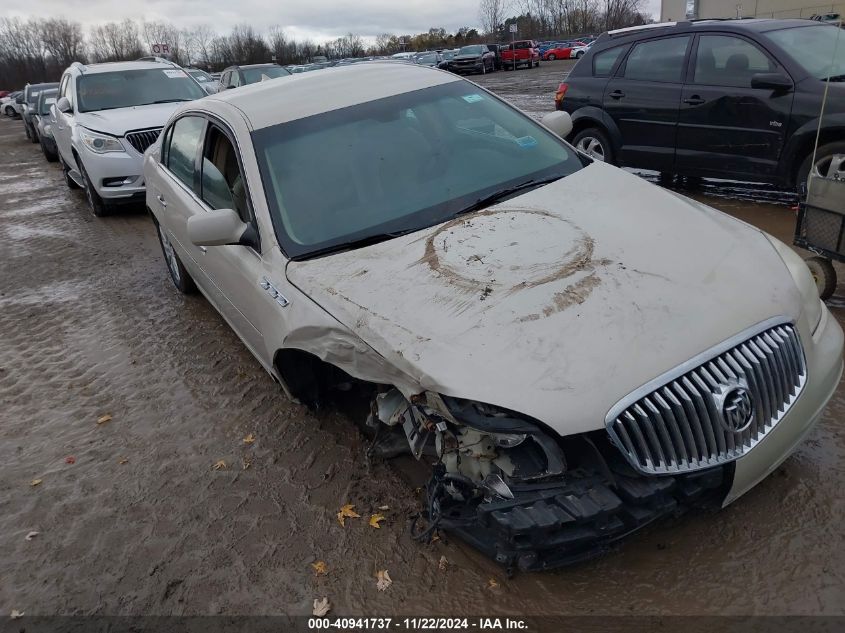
[287, 162, 802, 436]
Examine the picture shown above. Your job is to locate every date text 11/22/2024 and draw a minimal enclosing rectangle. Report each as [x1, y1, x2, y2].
[308, 617, 529, 630]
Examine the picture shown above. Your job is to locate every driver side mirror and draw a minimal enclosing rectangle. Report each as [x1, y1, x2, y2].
[188, 208, 252, 247]
[56, 96, 72, 113]
[750, 73, 793, 92]
[541, 110, 573, 138]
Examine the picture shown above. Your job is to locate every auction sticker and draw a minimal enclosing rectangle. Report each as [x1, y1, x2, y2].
[163, 69, 187, 79]
[462, 94, 484, 103]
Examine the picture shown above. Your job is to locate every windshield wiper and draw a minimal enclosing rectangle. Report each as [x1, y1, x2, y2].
[145, 99, 192, 104]
[296, 229, 418, 260]
[824, 74, 845, 82]
[455, 175, 567, 216]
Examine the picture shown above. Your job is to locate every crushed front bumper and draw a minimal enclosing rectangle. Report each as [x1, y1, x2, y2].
[433, 463, 730, 571]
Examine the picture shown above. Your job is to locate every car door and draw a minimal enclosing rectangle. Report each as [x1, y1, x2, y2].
[52, 75, 74, 165]
[676, 33, 793, 182]
[602, 35, 691, 171]
[149, 115, 222, 306]
[193, 120, 267, 359]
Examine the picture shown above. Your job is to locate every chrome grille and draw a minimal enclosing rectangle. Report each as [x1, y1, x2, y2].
[606, 321, 806, 475]
[125, 128, 162, 154]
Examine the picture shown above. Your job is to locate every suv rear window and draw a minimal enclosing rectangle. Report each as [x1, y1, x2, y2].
[593, 46, 626, 76]
[623, 36, 690, 83]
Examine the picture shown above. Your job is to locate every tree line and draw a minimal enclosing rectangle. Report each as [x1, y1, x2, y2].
[1, 0, 648, 89]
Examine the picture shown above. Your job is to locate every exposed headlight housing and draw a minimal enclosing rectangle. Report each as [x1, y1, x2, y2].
[79, 128, 125, 154]
[765, 233, 823, 333]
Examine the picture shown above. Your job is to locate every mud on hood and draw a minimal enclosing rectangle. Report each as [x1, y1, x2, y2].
[287, 162, 802, 436]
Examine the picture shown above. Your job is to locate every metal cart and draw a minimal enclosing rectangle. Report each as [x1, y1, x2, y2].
[794, 174, 845, 300]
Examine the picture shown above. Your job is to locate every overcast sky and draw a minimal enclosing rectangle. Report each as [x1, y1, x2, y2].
[2, 0, 661, 43]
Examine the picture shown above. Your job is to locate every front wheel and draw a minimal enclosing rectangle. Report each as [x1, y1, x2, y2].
[61, 157, 81, 190]
[572, 127, 614, 164]
[79, 160, 110, 217]
[796, 141, 845, 192]
[548, 54, 556, 60]
[576, 51, 584, 59]
[156, 222, 197, 294]
[805, 256, 837, 300]
[40, 139, 58, 162]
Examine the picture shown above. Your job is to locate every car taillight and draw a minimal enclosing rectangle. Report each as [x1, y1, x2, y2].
[554, 83, 568, 105]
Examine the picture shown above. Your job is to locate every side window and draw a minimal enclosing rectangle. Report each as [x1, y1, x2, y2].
[693, 35, 776, 87]
[201, 126, 251, 224]
[164, 116, 205, 190]
[221, 71, 230, 87]
[230, 72, 241, 87]
[624, 36, 690, 83]
[59, 76, 69, 99]
[593, 46, 625, 77]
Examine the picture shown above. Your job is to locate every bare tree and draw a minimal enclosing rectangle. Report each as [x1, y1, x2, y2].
[479, 0, 508, 36]
[39, 18, 86, 68]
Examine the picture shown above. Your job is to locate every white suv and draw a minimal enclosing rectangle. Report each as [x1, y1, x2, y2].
[51, 60, 206, 216]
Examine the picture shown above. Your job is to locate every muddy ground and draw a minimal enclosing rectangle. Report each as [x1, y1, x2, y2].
[1, 62, 844, 618]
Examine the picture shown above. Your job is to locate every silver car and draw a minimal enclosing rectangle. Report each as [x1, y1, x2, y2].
[144, 62, 843, 571]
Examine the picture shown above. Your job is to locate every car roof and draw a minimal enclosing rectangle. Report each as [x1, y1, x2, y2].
[205, 62, 460, 130]
[606, 17, 828, 41]
[77, 61, 172, 74]
[229, 63, 280, 70]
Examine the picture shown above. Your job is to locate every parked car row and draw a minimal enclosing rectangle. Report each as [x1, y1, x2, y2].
[558, 18, 845, 191]
[5, 51, 842, 573]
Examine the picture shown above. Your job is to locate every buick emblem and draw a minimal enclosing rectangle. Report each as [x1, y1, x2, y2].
[720, 387, 754, 433]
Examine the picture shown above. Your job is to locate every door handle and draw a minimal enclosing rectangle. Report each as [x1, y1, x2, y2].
[609, 90, 625, 99]
[156, 194, 167, 208]
[683, 96, 706, 105]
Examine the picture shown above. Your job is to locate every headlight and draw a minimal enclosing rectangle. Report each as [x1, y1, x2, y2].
[765, 233, 823, 333]
[79, 128, 125, 154]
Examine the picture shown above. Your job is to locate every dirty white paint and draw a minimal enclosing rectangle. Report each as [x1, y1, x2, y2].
[287, 161, 803, 435]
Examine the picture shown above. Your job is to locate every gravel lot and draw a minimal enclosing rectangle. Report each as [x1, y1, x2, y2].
[1, 63, 844, 617]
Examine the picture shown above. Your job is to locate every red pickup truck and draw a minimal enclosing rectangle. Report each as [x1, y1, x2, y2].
[501, 40, 540, 70]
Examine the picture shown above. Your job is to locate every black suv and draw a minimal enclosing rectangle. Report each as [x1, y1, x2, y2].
[557, 19, 845, 190]
[219, 63, 291, 89]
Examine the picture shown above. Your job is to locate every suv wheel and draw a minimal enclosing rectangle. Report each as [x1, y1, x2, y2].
[576, 51, 585, 59]
[805, 256, 837, 300]
[572, 127, 614, 163]
[548, 53, 556, 60]
[61, 157, 81, 190]
[797, 141, 845, 191]
[3, 105, 14, 117]
[40, 138, 58, 162]
[156, 222, 197, 294]
[24, 122, 32, 141]
[79, 160, 110, 217]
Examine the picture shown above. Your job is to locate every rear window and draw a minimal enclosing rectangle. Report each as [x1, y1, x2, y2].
[623, 36, 690, 83]
[593, 46, 626, 76]
[77, 69, 204, 113]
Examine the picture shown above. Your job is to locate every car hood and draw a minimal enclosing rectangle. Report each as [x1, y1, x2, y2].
[287, 162, 802, 436]
[454, 54, 483, 61]
[76, 101, 189, 137]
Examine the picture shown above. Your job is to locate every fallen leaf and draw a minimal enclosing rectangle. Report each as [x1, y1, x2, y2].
[312, 597, 330, 616]
[30, 479, 42, 487]
[242, 433, 256, 444]
[10, 610, 24, 619]
[376, 569, 392, 592]
[431, 532, 441, 543]
[65, 456, 76, 465]
[118, 458, 129, 465]
[242, 458, 252, 470]
[212, 460, 227, 471]
[378, 505, 389, 510]
[336, 504, 360, 527]
[438, 555, 448, 570]
[311, 561, 328, 576]
[369, 514, 385, 529]
[25, 531, 39, 541]
[487, 577, 499, 590]
[96, 414, 112, 425]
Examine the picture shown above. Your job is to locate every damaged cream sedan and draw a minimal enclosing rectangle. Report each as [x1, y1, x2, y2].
[145, 62, 844, 571]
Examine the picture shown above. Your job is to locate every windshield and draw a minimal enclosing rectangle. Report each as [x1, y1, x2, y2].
[417, 53, 438, 63]
[442, 50, 457, 60]
[765, 24, 845, 79]
[242, 66, 291, 84]
[77, 69, 204, 113]
[38, 91, 57, 114]
[253, 81, 583, 259]
[187, 70, 212, 82]
[459, 45, 485, 55]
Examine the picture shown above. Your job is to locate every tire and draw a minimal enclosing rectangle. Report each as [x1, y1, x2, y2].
[576, 51, 584, 59]
[548, 53, 556, 60]
[481, 61, 486, 75]
[40, 138, 58, 163]
[155, 221, 197, 294]
[3, 106, 14, 117]
[61, 157, 81, 190]
[24, 122, 32, 141]
[796, 141, 845, 192]
[805, 256, 837, 300]
[30, 125, 39, 144]
[78, 160, 110, 217]
[572, 127, 614, 164]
